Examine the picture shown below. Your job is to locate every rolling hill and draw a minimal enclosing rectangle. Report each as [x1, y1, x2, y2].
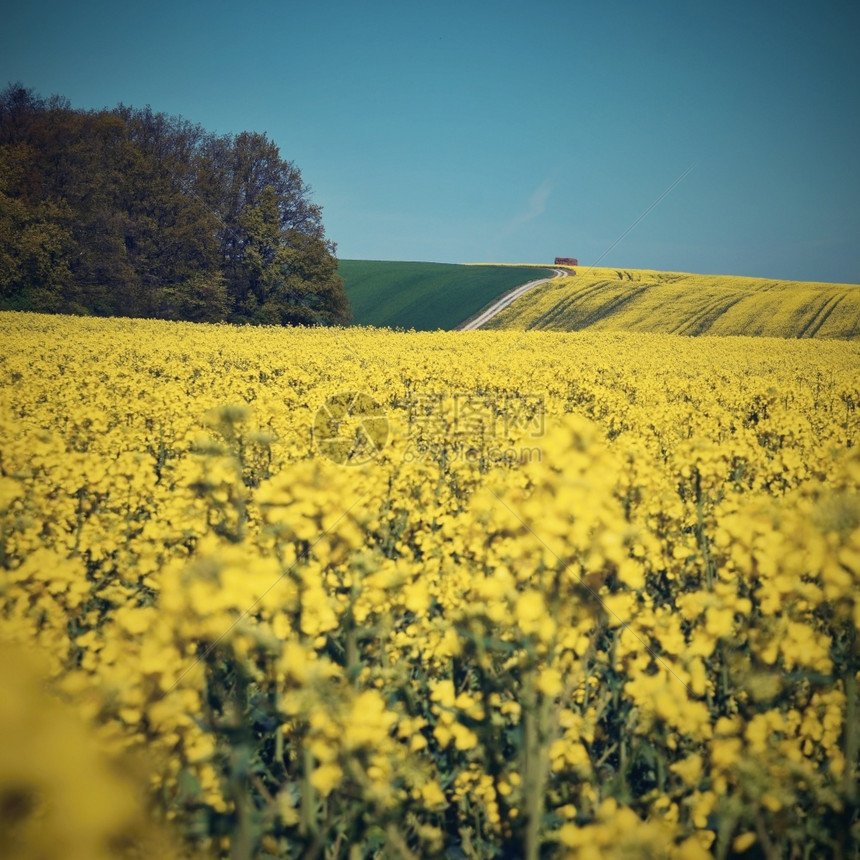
[482, 267, 860, 338]
[337, 260, 552, 330]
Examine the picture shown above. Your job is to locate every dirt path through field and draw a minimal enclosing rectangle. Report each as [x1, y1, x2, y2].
[455, 268, 568, 330]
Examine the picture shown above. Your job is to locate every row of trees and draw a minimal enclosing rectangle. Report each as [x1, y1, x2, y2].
[0, 84, 350, 325]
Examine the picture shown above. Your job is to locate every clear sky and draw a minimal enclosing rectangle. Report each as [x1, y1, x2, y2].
[3, 0, 859, 282]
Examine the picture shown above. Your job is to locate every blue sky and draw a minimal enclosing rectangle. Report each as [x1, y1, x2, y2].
[3, 0, 859, 282]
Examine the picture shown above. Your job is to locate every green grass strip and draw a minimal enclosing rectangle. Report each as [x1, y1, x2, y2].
[338, 260, 553, 330]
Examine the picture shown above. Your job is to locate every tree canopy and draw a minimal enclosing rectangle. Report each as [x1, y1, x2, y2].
[0, 84, 350, 326]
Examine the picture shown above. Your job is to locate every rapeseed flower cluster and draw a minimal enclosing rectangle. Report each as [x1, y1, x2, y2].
[0, 311, 858, 857]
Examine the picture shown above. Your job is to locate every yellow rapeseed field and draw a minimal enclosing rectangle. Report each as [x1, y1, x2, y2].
[486, 267, 860, 338]
[1, 310, 858, 858]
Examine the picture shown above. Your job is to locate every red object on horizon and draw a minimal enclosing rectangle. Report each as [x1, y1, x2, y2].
[554, 257, 578, 266]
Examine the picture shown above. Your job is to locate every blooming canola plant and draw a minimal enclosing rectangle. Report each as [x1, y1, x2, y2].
[0, 311, 858, 858]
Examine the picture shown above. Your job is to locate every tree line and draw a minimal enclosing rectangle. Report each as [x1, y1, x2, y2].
[0, 84, 350, 326]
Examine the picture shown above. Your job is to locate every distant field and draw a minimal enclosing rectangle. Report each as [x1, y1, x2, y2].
[337, 260, 552, 329]
[484, 267, 860, 338]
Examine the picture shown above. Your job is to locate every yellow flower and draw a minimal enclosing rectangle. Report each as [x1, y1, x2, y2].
[515, 590, 546, 633]
[342, 690, 397, 749]
[761, 794, 782, 812]
[310, 763, 343, 797]
[705, 606, 734, 638]
[420, 780, 447, 807]
[451, 722, 478, 751]
[433, 724, 453, 749]
[710, 737, 742, 770]
[674, 834, 714, 859]
[669, 753, 702, 787]
[430, 679, 456, 709]
[537, 667, 564, 698]
[185, 732, 216, 763]
[688, 790, 717, 829]
[732, 832, 757, 853]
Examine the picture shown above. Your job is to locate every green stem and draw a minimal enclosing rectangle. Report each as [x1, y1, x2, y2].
[346, 584, 361, 685]
[843, 660, 857, 804]
[523, 679, 550, 860]
[230, 747, 253, 860]
[275, 723, 285, 774]
[755, 812, 779, 860]
[839, 638, 858, 858]
[300, 745, 316, 838]
[73, 488, 85, 555]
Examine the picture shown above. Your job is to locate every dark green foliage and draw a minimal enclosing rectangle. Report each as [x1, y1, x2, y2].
[0, 83, 350, 327]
